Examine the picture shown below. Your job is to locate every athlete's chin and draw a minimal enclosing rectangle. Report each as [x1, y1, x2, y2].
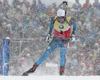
[59, 21, 64, 23]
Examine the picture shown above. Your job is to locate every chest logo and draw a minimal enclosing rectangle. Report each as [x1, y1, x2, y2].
[59, 25, 64, 29]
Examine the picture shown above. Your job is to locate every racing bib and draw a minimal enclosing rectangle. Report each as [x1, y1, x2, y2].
[54, 16, 71, 39]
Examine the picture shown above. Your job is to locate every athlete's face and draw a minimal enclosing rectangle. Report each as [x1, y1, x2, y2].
[58, 17, 65, 23]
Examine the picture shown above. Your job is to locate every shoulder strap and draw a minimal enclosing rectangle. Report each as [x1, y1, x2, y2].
[53, 16, 57, 24]
[51, 16, 57, 24]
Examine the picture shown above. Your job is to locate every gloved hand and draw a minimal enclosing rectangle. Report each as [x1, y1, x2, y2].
[46, 34, 51, 43]
[70, 34, 75, 42]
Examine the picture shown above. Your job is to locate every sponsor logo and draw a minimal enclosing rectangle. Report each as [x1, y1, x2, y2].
[59, 25, 64, 29]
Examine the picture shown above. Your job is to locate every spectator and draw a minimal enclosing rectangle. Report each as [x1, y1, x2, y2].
[30, 15, 39, 28]
[39, 10, 49, 31]
[14, 5, 23, 21]
[85, 37, 95, 51]
[93, 0, 100, 9]
[85, 31, 93, 44]
[72, 0, 81, 10]
[83, 19, 91, 31]
[22, 0, 30, 9]
[75, 21, 83, 42]
[47, 4, 56, 17]
[83, 0, 92, 11]
[30, 0, 37, 14]
[89, 7, 96, 21]
[3, 0, 9, 7]
[79, 9, 89, 24]
[92, 13, 99, 24]
[36, 0, 46, 15]
[21, 2, 29, 14]
[12, 0, 20, 8]
[92, 43, 100, 59]
[2, 3, 8, 15]
[72, 2, 81, 19]
[52, 2, 58, 11]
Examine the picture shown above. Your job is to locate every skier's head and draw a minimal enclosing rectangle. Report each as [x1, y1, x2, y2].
[57, 9, 66, 23]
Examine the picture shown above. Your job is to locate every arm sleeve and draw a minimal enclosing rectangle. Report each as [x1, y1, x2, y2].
[68, 18, 78, 35]
[48, 17, 55, 35]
